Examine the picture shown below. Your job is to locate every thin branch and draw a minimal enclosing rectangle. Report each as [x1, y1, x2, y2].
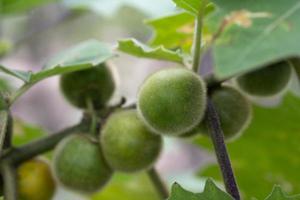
[1, 122, 88, 165]
[147, 167, 169, 200]
[192, 1, 206, 72]
[2, 162, 18, 200]
[205, 98, 240, 200]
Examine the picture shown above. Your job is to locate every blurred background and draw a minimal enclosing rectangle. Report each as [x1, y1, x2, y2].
[1, 1, 300, 200]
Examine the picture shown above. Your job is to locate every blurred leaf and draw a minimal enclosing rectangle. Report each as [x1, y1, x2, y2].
[168, 179, 233, 200]
[146, 12, 195, 53]
[32, 39, 115, 82]
[209, 0, 300, 78]
[0, 0, 57, 14]
[195, 94, 300, 199]
[118, 39, 185, 63]
[0, 66, 32, 83]
[91, 172, 159, 200]
[173, 0, 202, 16]
[266, 186, 300, 200]
[13, 119, 47, 146]
[0, 78, 13, 92]
[0, 40, 12, 57]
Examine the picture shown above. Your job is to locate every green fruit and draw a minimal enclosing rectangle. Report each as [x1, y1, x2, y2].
[101, 110, 162, 172]
[192, 86, 252, 140]
[18, 159, 55, 200]
[237, 61, 292, 97]
[53, 134, 112, 194]
[60, 63, 116, 109]
[290, 58, 300, 79]
[138, 68, 206, 136]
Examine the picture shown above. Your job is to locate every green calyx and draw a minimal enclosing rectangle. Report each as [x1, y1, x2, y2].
[60, 63, 116, 109]
[53, 134, 112, 194]
[101, 109, 162, 173]
[137, 67, 207, 136]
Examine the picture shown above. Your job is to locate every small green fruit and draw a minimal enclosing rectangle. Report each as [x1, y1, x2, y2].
[191, 86, 252, 140]
[101, 110, 162, 172]
[60, 63, 116, 109]
[290, 58, 300, 79]
[18, 159, 55, 200]
[53, 134, 112, 194]
[138, 68, 206, 136]
[237, 61, 292, 97]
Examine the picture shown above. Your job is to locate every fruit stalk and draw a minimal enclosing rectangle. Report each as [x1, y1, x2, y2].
[206, 98, 240, 200]
[2, 162, 18, 200]
[147, 168, 169, 199]
[192, 0, 206, 72]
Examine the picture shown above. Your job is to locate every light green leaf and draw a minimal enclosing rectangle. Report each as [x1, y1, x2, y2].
[0, 39, 12, 57]
[0, 65, 32, 83]
[173, 0, 202, 16]
[209, 0, 300, 78]
[92, 173, 159, 200]
[265, 186, 300, 200]
[146, 12, 195, 53]
[168, 179, 233, 200]
[196, 94, 300, 199]
[32, 39, 114, 82]
[1, 0, 57, 14]
[118, 39, 185, 63]
[13, 119, 47, 146]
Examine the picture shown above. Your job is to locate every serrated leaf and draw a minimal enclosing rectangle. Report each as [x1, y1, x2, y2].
[32, 39, 114, 82]
[209, 0, 300, 78]
[196, 94, 300, 199]
[0, 65, 32, 83]
[265, 186, 300, 200]
[146, 12, 195, 52]
[168, 179, 233, 200]
[173, 0, 202, 16]
[118, 39, 185, 63]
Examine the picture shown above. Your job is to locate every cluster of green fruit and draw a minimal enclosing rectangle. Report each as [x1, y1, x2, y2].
[14, 59, 295, 199]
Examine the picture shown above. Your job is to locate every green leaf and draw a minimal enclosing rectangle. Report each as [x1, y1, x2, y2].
[0, 65, 32, 83]
[0, 39, 12, 57]
[146, 12, 195, 53]
[92, 173, 159, 200]
[265, 186, 300, 200]
[118, 39, 185, 63]
[173, 0, 202, 16]
[209, 0, 300, 78]
[1, 0, 57, 14]
[32, 39, 114, 83]
[13, 119, 47, 146]
[196, 94, 300, 199]
[168, 179, 233, 200]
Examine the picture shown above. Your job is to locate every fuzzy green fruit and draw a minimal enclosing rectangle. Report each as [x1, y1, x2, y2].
[101, 110, 162, 173]
[188, 86, 252, 140]
[53, 134, 112, 194]
[60, 63, 116, 109]
[237, 61, 292, 97]
[18, 159, 55, 200]
[138, 68, 206, 136]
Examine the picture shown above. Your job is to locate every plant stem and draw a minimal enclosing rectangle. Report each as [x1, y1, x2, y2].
[147, 168, 169, 199]
[1, 122, 88, 164]
[9, 83, 35, 107]
[0, 110, 8, 155]
[205, 98, 240, 200]
[192, 1, 206, 72]
[2, 162, 18, 200]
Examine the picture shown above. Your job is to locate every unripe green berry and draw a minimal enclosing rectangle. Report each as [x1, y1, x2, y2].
[18, 159, 56, 200]
[53, 134, 112, 194]
[188, 86, 252, 140]
[101, 110, 162, 173]
[60, 63, 116, 109]
[137, 68, 207, 136]
[236, 61, 292, 97]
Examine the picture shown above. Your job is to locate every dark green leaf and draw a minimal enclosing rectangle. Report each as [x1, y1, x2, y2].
[265, 186, 300, 200]
[196, 94, 300, 199]
[209, 0, 300, 78]
[168, 179, 233, 200]
[118, 39, 185, 63]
